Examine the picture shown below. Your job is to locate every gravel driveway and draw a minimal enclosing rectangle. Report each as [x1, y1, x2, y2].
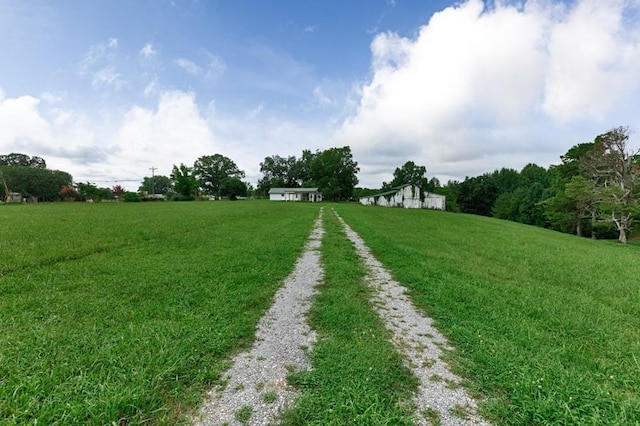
[195, 207, 489, 425]
[194, 208, 325, 425]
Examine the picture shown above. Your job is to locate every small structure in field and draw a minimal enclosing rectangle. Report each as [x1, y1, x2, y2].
[269, 188, 322, 202]
[359, 184, 445, 211]
[5, 192, 23, 203]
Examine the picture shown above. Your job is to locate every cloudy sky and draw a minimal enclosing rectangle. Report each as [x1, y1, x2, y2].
[1, 0, 640, 190]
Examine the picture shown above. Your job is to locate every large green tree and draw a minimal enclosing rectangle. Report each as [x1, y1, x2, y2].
[310, 146, 359, 201]
[138, 175, 172, 195]
[543, 143, 599, 236]
[384, 161, 429, 190]
[1, 166, 72, 201]
[457, 175, 499, 217]
[0, 153, 46, 168]
[170, 164, 198, 200]
[194, 154, 245, 197]
[256, 155, 299, 196]
[220, 177, 248, 200]
[294, 149, 316, 185]
[76, 182, 111, 202]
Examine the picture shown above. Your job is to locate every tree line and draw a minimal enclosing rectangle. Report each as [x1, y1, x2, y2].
[255, 146, 359, 201]
[1, 154, 73, 202]
[421, 126, 639, 244]
[0, 146, 359, 203]
[2, 127, 637, 242]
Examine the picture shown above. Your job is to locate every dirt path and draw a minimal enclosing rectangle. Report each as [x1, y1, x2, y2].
[195, 207, 488, 425]
[333, 209, 489, 426]
[194, 208, 324, 426]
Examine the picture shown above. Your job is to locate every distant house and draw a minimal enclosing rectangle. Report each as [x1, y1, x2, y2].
[269, 187, 323, 202]
[5, 192, 23, 203]
[359, 184, 445, 211]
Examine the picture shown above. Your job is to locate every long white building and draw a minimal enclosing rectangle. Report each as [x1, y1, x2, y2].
[359, 184, 445, 211]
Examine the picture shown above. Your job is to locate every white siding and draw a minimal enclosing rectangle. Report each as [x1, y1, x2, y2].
[359, 185, 445, 211]
[268, 188, 322, 202]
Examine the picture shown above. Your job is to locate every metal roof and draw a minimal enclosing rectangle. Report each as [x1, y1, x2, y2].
[268, 187, 320, 194]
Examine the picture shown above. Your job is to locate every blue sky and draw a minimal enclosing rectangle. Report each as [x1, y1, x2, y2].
[1, 0, 640, 190]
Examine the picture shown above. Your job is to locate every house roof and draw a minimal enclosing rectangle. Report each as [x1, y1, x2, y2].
[269, 187, 320, 194]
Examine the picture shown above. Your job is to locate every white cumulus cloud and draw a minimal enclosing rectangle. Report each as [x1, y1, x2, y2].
[113, 90, 217, 177]
[0, 89, 104, 172]
[333, 0, 640, 187]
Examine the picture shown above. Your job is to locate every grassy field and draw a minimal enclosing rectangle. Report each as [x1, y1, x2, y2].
[0, 201, 320, 424]
[334, 204, 640, 425]
[2, 201, 639, 425]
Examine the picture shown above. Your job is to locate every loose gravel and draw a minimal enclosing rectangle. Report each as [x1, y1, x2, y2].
[333, 209, 490, 426]
[194, 208, 324, 426]
[195, 206, 489, 426]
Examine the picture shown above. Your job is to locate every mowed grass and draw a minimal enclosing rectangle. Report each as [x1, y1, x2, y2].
[0, 201, 320, 424]
[282, 208, 417, 425]
[333, 204, 640, 425]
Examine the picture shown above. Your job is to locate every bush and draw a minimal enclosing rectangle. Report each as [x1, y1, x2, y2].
[122, 192, 141, 202]
[169, 194, 195, 201]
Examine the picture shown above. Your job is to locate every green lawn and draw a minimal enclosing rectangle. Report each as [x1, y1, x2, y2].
[2, 201, 639, 424]
[333, 204, 640, 425]
[0, 201, 320, 424]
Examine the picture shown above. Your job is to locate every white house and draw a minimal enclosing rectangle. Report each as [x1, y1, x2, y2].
[269, 187, 323, 202]
[359, 184, 445, 211]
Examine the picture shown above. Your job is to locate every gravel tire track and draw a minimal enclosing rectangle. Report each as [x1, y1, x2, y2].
[194, 208, 324, 426]
[333, 209, 489, 426]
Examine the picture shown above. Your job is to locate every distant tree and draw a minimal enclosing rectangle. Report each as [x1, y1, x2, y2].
[353, 187, 379, 199]
[310, 146, 359, 201]
[520, 163, 550, 187]
[434, 180, 460, 212]
[295, 149, 317, 185]
[59, 184, 80, 201]
[501, 165, 550, 226]
[122, 191, 141, 202]
[245, 181, 255, 197]
[564, 176, 598, 237]
[543, 143, 598, 236]
[0, 166, 72, 201]
[581, 126, 640, 243]
[257, 155, 299, 196]
[194, 154, 245, 197]
[457, 175, 499, 216]
[425, 177, 441, 192]
[0, 153, 46, 168]
[76, 182, 111, 202]
[220, 177, 248, 200]
[171, 163, 198, 200]
[490, 168, 521, 194]
[111, 185, 126, 198]
[138, 175, 172, 195]
[558, 142, 597, 184]
[388, 161, 429, 190]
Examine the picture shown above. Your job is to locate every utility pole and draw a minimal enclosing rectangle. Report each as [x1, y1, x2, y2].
[149, 166, 157, 195]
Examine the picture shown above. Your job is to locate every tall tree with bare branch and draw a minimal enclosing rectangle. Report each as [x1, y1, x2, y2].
[581, 126, 640, 243]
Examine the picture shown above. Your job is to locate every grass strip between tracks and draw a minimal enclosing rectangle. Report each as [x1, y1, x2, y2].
[282, 206, 419, 425]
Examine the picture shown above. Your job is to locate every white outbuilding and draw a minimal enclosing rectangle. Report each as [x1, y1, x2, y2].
[269, 187, 323, 202]
[359, 184, 445, 211]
